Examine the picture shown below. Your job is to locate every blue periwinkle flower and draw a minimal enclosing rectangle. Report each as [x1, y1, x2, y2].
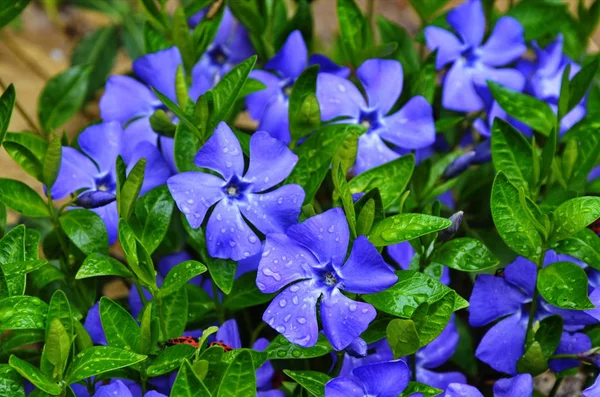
[325, 360, 410, 397]
[257, 208, 397, 350]
[425, 0, 526, 112]
[94, 380, 165, 397]
[51, 122, 170, 243]
[317, 58, 435, 174]
[584, 376, 600, 397]
[167, 122, 304, 261]
[443, 374, 533, 397]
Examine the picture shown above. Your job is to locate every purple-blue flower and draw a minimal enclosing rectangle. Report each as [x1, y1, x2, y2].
[51, 122, 170, 243]
[167, 122, 304, 261]
[584, 375, 600, 397]
[99, 47, 212, 172]
[425, 0, 526, 112]
[517, 34, 586, 134]
[469, 251, 598, 374]
[317, 58, 435, 174]
[246, 31, 349, 144]
[325, 360, 409, 397]
[388, 241, 450, 285]
[189, 7, 254, 83]
[94, 380, 165, 397]
[257, 208, 397, 350]
[443, 374, 533, 397]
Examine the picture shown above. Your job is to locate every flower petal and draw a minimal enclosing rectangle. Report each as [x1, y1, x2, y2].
[167, 172, 224, 229]
[475, 314, 526, 375]
[216, 319, 242, 349]
[417, 320, 459, 368]
[245, 131, 298, 191]
[387, 241, 415, 270]
[584, 376, 600, 397]
[353, 360, 410, 397]
[447, 0, 485, 47]
[253, 338, 275, 390]
[262, 279, 321, 347]
[309, 54, 350, 78]
[357, 59, 403, 115]
[132, 47, 182, 102]
[257, 98, 291, 144]
[549, 332, 591, 373]
[354, 131, 400, 174]
[95, 381, 133, 397]
[194, 122, 244, 179]
[381, 96, 436, 149]
[417, 368, 466, 392]
[99, 76, 158, 124]
[442, 60, 483, 112]
[286, 208, 350, 268]
[321, 289, 376, 351]
[240, 185, 304, 235]
[78, 121, 123, 174]
[325, 377, 364, 397]
[121, 117, 158, 163]
[316, 73, 364, 121]
[51, 147, 98, 200]
[473, 66, 525, 94]
[337, 236, 397, 294]
[493, 374, 533, 397]
[479, 17, 526, 67]
[256, 232, 317, 294]
[127, 141, 171, 195]
[246, 70, 282, 120]
[83, 302, 107, 346]
[469, 274, 528, 327]
[206, 199, 261, 260]
[504, 256, 537, 297]
[534, 34, 565, 77]
[91, 201, 119, 245]
[424, 27, 463, 69]
[444, 383, 484, 397]
[265, 30, 307, 79]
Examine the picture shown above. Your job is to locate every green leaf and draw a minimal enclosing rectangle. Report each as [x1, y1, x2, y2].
[223, 271, 275, 311]
[216, 349, 255, 397]
[174, 117, 203, 172]
[551, 197, 600, 242]
[332, 163, 356, 238]
[3, 141, 43, 182]
[377, 17, 419, 75]
[139, 302, 158, 356]
[199, 346, 228, 394]
[336, 0, 366, 67]
[99, 297, 140, 352]
[45, 290, 73, 338]
[42, 135, 62, 188]
[386, 319, 420, 357]
[517, 341, 548, 376]
[537, 261, 594, 310]
[43, 319, 71, 379]
[0, 0, 32, 28]
[38, 65, 91, 133]
[0, 225, 42, 295]
[568, 58, 599, 113]
[283, 370, 331, 397]
[0, 296, 48, 331]
[363, 271, 468, 318]
[289, 65, 320, 142]
[154, 288, 187, 341]
[507, 1, 569, 42]
[209, 56, 257, 128]
[0, 364, 25, 397]
[76, 253, 133, 279]
[349, 155, 414, 209]
[59, 209, 108, 255]
[408, 0, 450, 20]
[9, 356, 61, 395]
[411, 292, 455, 346]
[152, 88, 202, 138]
[129, 185, 174, 254]
[119, 158, 146, 221]
[287, 124, 364, 204]
[540, 126, 557, 186]
[159, 260, 206, 298]
[172, 7, 195, 75]
[71, 26, 119, 97]
[554, 228, 600, 271]
[491, 172, 543, 262]
[0, 84, 16, 146]
[488, 81, 556, 136]
[65, 346, 147, 384]
[118, 220, 156, 288]
[147, 344, 196, 377]
[191, 4, 224, 63]
[0, 178, 48, 217]
[206, 256, 237, 295]
[401, 382, 443, 397]
[430, 237, 498, 272]
[0, 329, 44, 361]
[171, 360, 211, 397]
[367, 213, 451, 247]
[535, 315, 563, 358]
[491, 118, 533, 192]
[266, 334, 332, 360]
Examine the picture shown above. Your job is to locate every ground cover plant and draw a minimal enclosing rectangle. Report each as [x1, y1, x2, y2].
[1, 0, 600, 396]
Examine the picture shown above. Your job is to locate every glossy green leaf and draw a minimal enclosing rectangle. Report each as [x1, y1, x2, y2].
[0, 330, 44, 361]
[408, 0, 450, 20]
[174, 117, 203, 172]
[266, 334, 332, 360]
[171, 360, 211, 397]
[45, 290, 73, 338]
[147, 344, 196, 377]
[491, 172, 543, 262]
[336, 0, 366, 67]
[139, 302, 158, 356]
[554, 228, 600, 271]
[568, 58, 599, 112]
[377, 17, 419, 74]
[551, 196, 600, 242]
[401, 382, 443, 397]
[44, 319, 71, 379]
[65, 346, 147, 384]
[59, 209, 108, 255]
[491, 118, 533, 192]
[159, 260, 206, 298]
[537, 261, 594, 310]
[38, 65, 91, 133]
[430, 237, 498, 272]
[0, 225, 41, 295]
[3, 141, 43, 182]
[517, 341, 548, 376]
[76, 253, 133, 279]
[0, 0, 32, 28]
[9, 355, 61, 395]
[42, 135, 62, 188]
[332, 162, 356, 238]
[216, 349, 255, 396]
[172, 7, 195, 75]
[488, 81, 556, 136]
[367, 213, 451, 247]
[411, 292, 455, 346]
[535, 315, 563, 358]
[199, 346, 228, 394]
[0, 84, 16, 146]
[363, 271, 468, 318]
[206, 256, 237, 295]
[0, 296, 48, 331]
[284, 370, 331, 397]
[289, 65, 320, 141]
[119, 158, 146, 221]
[129, 185, 174, 254]
[0, 178, 47, 217]
[349, 155, 414, 209]
[0, 364, 25, 397]
[154, 288, 187, 341]
[152, 88, 202, 138]
[386, 319, 420, 357]
[99, 297, 140, 352]
[564, 121, 600, 189]
[118, 220, 156, 288]
[223, 271, 275, 311]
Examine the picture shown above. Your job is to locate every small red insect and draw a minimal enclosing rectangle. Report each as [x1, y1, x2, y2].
[208, 341, 234, 352]
[165, 336, 199, 349]
[589, 218, 600, 234]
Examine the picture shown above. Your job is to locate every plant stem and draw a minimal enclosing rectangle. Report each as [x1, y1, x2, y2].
[367, 0, 376, 30]
[410, 354, 417, 381]
[549, 376, 563, 397]
[550, 354, 579, 360]
[250, 322, 267, 346]
[212, 281, 225, 324]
